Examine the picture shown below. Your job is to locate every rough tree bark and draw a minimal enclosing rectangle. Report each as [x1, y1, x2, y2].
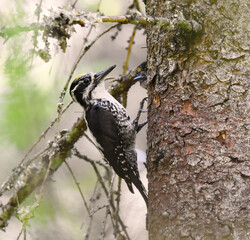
[146, 0, 249, 239]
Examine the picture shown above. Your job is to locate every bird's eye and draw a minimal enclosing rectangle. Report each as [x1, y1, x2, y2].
[82, 77, 91, 85]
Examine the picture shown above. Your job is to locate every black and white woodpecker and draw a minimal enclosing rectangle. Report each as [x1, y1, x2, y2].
[134, 61, 147, 89]
[69, 65, 148, 206]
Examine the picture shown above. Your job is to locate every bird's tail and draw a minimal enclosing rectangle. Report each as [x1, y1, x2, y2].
[126, 179, 148, 207]
[135, 179, 148, 207]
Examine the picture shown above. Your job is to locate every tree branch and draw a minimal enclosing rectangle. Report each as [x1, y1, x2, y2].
[0, 13, 168, 41]
[0, 114, 87, 229]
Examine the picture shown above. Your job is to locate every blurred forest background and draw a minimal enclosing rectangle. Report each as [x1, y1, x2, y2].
[0, 0, 148, 239]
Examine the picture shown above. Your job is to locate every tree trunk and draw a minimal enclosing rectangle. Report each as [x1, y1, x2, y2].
[146, 0, 249, 239]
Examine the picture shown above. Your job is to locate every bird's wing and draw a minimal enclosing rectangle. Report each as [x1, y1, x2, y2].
[86, 105, 148, 205]
[86, 105, 124, 173]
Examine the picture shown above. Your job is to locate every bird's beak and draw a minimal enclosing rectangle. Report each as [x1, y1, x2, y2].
[94, 65, 116, 83]
[134, 75, 145, 81]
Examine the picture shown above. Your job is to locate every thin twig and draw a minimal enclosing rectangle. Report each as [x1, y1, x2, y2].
[31, 0, 43, 65]
[123, 26, 137, 75]
[96, 15, 149, 25]
[64, 160, 91, 216]
[90, 204, 108, 217]
[133, 0, 141, 12]
[83, 25, 94, 44]
[16, 228, 23, 240]
[24, 228, 27, 240]
[37, 148, 55, 202]
[23, 146, 50, 167]
[74, 148, 108, 169]
[121, 26, 137, 107]
[109, 174, 121, 238]
[71, 0, 79, 9]
[73, 152, 131, 240]
[97, 0, 103, 12]
[83, 180, 99, 240]
[88, 159, 120, 238]
[99, 206, 110, 240]
[115, 177, 122, 235]
[83, 133, 99, 150]
[122, 25, 137, 107]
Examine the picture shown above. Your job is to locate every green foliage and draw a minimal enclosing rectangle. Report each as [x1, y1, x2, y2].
[0, 37, 53, 150]
[0, 0, 55, 149]
[16, 202, 40, 228]
[32, 199, 56, 225]
[178, 19, 192, 32]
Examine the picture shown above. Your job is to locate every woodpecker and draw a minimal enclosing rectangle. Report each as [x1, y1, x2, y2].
[134, 61, 147, 89]
[70, 65, 148, 206]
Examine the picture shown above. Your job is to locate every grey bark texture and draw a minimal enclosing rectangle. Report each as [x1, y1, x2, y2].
[146, 0, 249, 239]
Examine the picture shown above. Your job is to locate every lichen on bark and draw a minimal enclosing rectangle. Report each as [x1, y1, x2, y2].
[146, 0, 250, 239]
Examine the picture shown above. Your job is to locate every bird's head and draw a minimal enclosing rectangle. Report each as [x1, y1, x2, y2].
[134, 61, 147, 83]
[70, 65, 116, 105]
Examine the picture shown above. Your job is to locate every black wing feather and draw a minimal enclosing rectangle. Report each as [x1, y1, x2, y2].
[86, 105, 148, 206]
[86, 105, 124, 175]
